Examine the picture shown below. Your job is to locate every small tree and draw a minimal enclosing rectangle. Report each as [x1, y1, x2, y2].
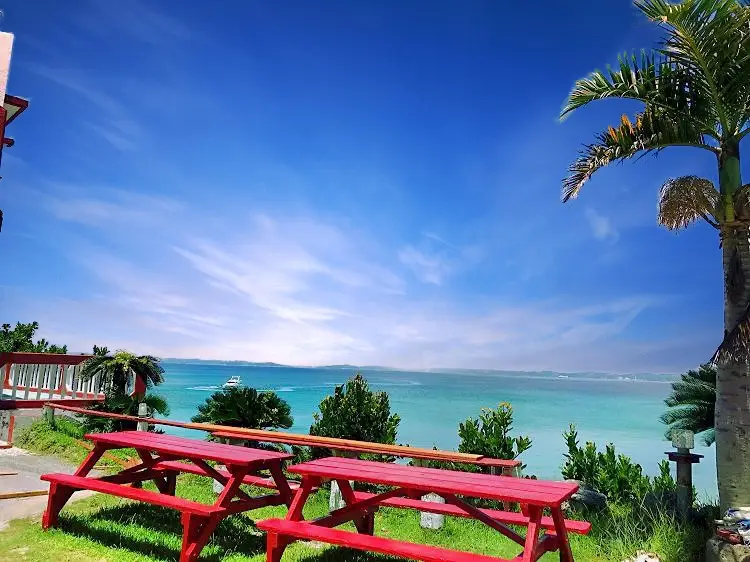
[458, 402, 532, 468]
[0, 321, 67, 353]
[661, 363, 716, 446]
[192, 387, 293, 430]
[309, 372, 400, 447]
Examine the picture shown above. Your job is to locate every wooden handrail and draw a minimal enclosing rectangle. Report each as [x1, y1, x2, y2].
[45, 402, 506, 465]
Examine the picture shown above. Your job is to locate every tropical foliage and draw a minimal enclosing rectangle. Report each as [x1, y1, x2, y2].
[458, 402, 532, 466]
[191, 387, 293, 430]
[0, 321, 67, 353]
[560, 0, 750, 509]
[79, 391, 170, 433]
[661, 363, 717, 445]
[562, 424, 676, 504]
[80, 350, 165, 395]
[309, 372, 400, 445]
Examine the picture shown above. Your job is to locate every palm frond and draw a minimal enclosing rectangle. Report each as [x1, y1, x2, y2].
[562, 49, 717, 132]
[635, 0, 750, 134]
[712, 302, 750, 364]
[661, 363, 716, 445]
[658, 176, 720, 230]
[563, 109, 713, 201]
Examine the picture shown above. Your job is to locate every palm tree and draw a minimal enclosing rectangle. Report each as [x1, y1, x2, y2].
[560, 0, 750, 509]
[661, 363, 717, 445]
[80, 350, 165, 396]
[191, 387, 294, 430]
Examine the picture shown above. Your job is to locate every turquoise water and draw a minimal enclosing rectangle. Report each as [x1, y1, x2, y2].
[157, 362, 717, 499]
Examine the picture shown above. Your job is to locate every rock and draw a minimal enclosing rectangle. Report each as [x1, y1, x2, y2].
[419, 493, 445, 530]
[622, 552, 660, 562]
[566, 480, 607, 511]
[706, 538, 750, 562]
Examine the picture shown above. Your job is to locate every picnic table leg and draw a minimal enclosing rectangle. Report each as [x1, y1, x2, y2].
[285, 477, 318, 521]
[336, 479, 375, 535]
[41, 482, 75, 529]
[551, 507, 574, 562]
[521, 505, 542, 562]
[267, 463, 295, 508]
[135, 450, 170, 493]
[43, 444, 107, 529]
[266, 531, 290, 562]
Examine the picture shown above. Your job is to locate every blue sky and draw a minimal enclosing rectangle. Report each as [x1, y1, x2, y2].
[0, 0, 731, 372]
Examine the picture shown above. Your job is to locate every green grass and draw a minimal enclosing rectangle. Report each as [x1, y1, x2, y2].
[2, 420, 714, 562]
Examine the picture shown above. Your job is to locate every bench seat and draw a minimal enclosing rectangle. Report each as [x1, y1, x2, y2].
[152, 460, 309, 491]
[41, 473, 222, 516]
[352, 491, 591, 535]
[257, 518, 512, 562]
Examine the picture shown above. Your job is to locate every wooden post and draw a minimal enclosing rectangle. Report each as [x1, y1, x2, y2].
[666, 430, 702, 521]
[43, 404, 55, 427]
[136, 402, 148, 432]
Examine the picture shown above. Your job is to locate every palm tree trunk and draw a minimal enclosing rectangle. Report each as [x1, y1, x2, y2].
[716, 143, 750, 511]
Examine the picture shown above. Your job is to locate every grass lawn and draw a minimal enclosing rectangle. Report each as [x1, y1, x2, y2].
[0, 420, 713, 562]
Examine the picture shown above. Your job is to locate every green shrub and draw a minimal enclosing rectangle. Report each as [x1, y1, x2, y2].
[79, 391, 170, 433]
[192, 387, 293, 430]
[309, 372, 400, 458]
[458, 402, 531, 467]
[561, 424, 675, 504]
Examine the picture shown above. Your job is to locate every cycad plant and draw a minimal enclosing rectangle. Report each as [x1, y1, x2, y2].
[561, 0, 750, 509]
[661, 363, 717, 445]
[80, 392, 170, 433]
[192, 387, 294, 430]
[80, 350, 165, 395]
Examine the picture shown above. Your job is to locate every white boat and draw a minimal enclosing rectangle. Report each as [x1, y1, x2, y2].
[223, 375, 241, 388]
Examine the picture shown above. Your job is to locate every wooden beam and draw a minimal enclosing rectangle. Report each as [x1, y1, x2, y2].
[0, 489, 48, 500]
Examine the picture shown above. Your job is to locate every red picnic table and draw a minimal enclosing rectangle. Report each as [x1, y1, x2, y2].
[258, 456, 591, 562]
[40, 431, 295, 562]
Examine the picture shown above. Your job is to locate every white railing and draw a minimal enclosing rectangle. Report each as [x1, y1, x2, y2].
[0, 352, 104, 404]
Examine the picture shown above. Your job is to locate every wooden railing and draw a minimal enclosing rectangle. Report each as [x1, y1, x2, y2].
[0, 352, 104, 409]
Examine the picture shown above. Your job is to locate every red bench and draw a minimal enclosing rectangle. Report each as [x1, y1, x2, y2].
[258, 518, 512, 562]
[352, 491, 592, 535]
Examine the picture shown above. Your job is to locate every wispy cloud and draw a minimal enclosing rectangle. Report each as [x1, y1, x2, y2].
[75, 0, 191, 45]
[28, 65, 143, 151]
[585, 208, 619, 242]
[44, 187, 182, 227]
[398, 246, 452, 285]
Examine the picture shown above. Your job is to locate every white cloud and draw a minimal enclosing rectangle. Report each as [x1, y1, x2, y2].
[3, 189, 690, 372]
[398, 246, 451, 285]
[585, 208, 619, 242]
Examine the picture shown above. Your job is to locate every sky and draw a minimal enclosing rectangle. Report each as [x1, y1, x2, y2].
[0, 0, 734, 373]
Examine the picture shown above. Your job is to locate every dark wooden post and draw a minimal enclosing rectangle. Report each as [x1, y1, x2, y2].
[666, 430, 703, 521]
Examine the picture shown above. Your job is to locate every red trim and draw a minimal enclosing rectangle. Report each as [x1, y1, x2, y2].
[0, 398, 104, 410]
[0, 352, 92, 367]
[3, 94, 28, 126]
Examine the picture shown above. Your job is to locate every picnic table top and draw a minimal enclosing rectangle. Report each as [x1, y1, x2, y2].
[288, 456, 578, 506]
[86, 431, 292, 466]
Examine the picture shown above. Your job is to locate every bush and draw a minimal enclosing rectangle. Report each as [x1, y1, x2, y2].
[458, 402, 531, 468]
[79, 391, 170, 433]
[561, 424, 675, 504]
[309, 372, 400, 457]
[192, 387, 293, 430]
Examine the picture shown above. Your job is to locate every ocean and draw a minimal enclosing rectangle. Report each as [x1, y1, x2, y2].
[157, 361, 717, 499]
